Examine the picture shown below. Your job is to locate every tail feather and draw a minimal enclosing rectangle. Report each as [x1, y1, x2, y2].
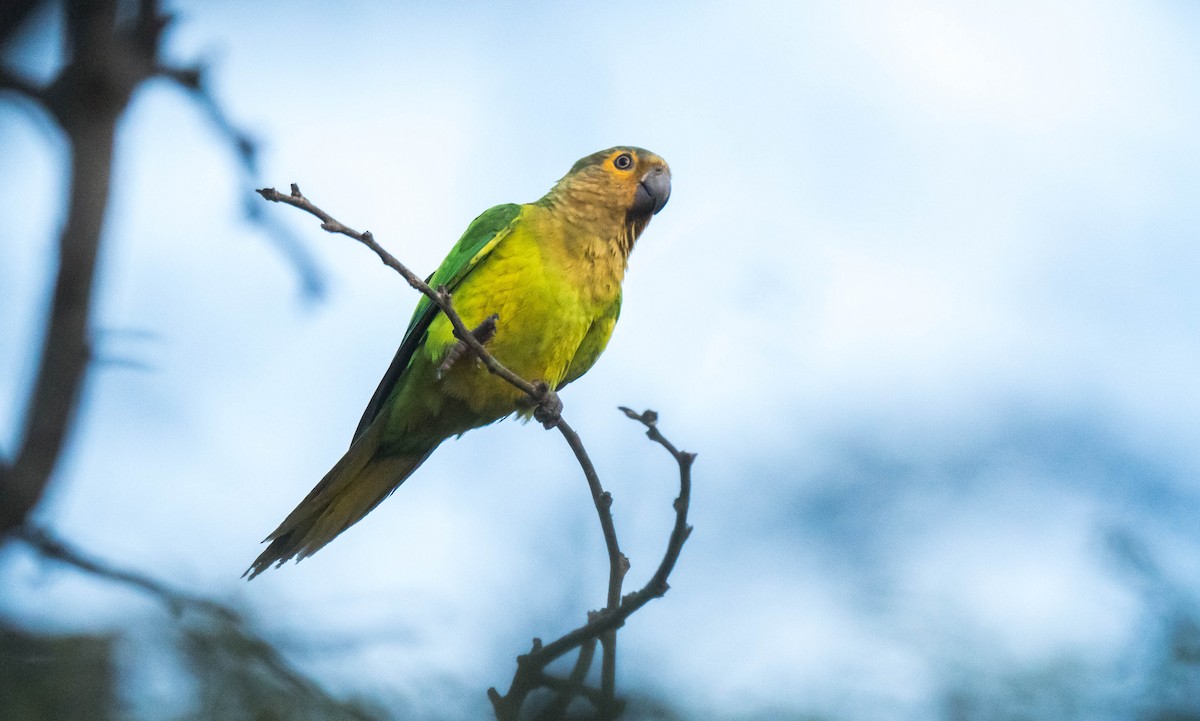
[245, 424, 435, 579]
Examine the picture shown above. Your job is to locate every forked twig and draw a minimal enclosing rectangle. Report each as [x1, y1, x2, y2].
[491, 408, 694, 720]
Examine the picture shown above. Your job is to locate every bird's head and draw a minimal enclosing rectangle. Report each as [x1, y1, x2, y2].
[542, 146, 671, 254]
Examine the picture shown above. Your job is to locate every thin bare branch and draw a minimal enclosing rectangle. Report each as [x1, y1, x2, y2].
[555, 418, 628, 701]
[488, 410, 693, 720]
[496, 409, 694, 688]
[489, 415, 629, 718]
[534, 636, 600, 721]
[535, 671, 615, 709]
[619, 407, 696, 596]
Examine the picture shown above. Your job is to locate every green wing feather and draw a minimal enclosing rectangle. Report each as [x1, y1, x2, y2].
[352, 203, 522, 440]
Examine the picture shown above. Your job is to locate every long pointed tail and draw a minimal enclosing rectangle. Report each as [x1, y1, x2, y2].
[245, 424, 435, 579]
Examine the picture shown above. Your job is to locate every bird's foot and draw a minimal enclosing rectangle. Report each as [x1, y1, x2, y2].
[530, 381, 563, 429]
[437, 314, 499, 379]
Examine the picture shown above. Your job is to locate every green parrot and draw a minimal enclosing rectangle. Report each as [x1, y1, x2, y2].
[246, 147, 671, 578]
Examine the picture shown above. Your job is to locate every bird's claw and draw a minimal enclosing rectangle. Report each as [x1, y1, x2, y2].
[436, 314, 499, 379]
[531, 381, 562, 428]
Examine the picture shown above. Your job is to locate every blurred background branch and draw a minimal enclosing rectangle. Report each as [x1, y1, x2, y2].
[0, 2, 357, 719]
[12, 525, 382, 720]
[17, 525, 237, 620]
[0, 0, 133, 537]
[0, 0, 322, 539]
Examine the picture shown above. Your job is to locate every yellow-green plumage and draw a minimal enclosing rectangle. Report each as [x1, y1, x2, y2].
[247, 147, 670, 578]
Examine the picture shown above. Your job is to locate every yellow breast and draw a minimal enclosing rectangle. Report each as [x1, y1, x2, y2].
[422, 205, 624, 419]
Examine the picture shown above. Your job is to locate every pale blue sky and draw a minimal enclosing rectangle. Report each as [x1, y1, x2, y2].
[3, 1, 1200, 718]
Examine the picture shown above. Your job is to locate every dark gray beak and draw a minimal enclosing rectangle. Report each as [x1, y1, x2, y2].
[632, 165, 671, 217]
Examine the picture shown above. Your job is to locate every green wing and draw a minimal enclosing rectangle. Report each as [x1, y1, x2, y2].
[352, 203, 523, 441]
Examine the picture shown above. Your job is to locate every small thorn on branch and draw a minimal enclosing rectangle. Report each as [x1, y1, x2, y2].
[438, 314, 499, 379]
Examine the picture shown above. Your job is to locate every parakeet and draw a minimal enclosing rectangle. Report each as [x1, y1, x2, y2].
[246, 146, 671, 578]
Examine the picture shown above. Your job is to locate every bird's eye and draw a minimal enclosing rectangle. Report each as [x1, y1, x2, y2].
[613, 153, 634, 170]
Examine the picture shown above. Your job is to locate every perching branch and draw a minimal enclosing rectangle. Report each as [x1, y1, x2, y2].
[257, 186, 696, 719]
